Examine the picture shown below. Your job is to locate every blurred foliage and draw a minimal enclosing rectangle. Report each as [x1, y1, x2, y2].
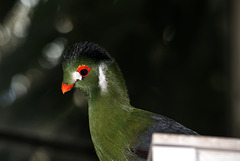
[0, 0, 229, 160]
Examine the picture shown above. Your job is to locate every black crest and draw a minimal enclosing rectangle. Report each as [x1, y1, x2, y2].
[62, 42, 113, 63]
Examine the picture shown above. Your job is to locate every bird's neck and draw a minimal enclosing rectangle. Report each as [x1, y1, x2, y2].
[87, 63, 132, 124]
[88, 62, 131, 108]
[86, 63, 135, 159]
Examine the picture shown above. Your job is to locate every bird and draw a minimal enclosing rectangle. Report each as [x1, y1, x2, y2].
[61, 42, 198, 161]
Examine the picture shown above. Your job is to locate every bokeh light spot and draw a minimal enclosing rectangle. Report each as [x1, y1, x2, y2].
[55, 15, 73, 34]
[20, 0, 40, 8]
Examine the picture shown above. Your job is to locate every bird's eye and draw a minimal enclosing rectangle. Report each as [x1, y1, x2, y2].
[80, 69, 88, 76]
[76, 65, 91, 77]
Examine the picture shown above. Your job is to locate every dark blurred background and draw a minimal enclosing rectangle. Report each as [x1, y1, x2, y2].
[0, 0, 238, 160]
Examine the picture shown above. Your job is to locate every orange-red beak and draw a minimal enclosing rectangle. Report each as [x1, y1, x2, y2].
[61, 82, 75, 94]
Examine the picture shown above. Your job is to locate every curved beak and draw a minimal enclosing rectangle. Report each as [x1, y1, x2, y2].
[61, 82, 75, 94]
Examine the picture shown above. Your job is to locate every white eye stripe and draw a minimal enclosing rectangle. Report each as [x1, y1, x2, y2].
[99, 64, 107, 93]
[73, 71, 82, 81]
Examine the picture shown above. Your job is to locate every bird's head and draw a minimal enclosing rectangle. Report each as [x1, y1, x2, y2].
[61, 42, 114, 97]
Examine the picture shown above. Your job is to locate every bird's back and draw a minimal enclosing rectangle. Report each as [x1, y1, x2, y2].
[128, 108, 198, 160]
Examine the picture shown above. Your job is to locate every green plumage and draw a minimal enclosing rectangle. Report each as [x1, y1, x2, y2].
[62, 42, 198, 161]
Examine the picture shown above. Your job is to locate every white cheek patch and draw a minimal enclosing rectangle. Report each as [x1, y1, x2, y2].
[72, 71, 82, 81]
[99, 64, 108, 93]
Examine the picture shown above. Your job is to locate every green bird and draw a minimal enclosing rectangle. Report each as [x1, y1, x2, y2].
[61, 42, 198, 161]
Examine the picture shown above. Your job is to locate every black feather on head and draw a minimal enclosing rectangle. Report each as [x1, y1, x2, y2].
[62, 42, 113, 63]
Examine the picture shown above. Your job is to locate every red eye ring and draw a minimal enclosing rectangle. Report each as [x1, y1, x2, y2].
[76, 65, 91, 77]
